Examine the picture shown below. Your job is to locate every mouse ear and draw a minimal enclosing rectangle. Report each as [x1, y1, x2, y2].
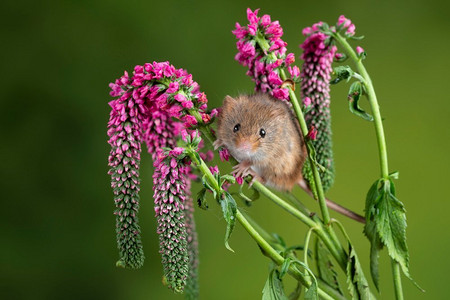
[223, 95, 237, 107]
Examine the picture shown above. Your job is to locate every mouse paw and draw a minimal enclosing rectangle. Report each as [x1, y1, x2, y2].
[232, 161, 262, 185]
[213, 139, 224, 150]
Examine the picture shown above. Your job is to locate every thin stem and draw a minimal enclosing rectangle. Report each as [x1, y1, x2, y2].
[335, 33, 403, 299]
[392, 261, 404, 300]
[334, 34, 389, 179]
[252, 181, 347, 270]
[235, 210, 336, 300]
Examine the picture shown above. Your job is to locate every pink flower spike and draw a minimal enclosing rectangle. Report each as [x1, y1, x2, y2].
[307, 126, 318, 140]
[169, 147, 185, 157]
[356, 46, 364, 55]
[219, 147, 230, 162]
[288, 65, 300, 78]
[260, 14, 271, 27]
[209, 166, 219, 175]
[285, 53, 295, 65]
[246, 8, 260, 24]
[303, 97, 312, 107]
[346, 24, 356, 35]
[181, 129, 189, 142]
[268, 71, 283, 85]
[182, 101, 194, 109]
[166, 82, 179, 94]
[174, 93, 187, 103]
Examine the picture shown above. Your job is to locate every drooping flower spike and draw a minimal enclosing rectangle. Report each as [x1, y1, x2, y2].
[232, 8, 297, 100]
[300, 22, 337, 192]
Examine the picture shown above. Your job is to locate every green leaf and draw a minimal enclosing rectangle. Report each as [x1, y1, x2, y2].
[196, 188, 208, 210]
[377, 180, 409, 275]
[304, 279, 318, 300]
[289, 260, 319, 300]
[350, 35, 365, 40]
[363, 179, 383, 290]
[348, 81, 374, 121]
[346, 243, 376, 300]
[315, 239, 342, 295]
[220, 174, 236, 186]
[330, 65, 354, 84]
[201, 175, 217, 200]
[280, 258, 291, 278]
[262, 269, 289, 300]
[221, 192, 237, 252]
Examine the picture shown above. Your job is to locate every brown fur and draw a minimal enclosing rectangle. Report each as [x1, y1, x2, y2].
[216, 93, 306, 191]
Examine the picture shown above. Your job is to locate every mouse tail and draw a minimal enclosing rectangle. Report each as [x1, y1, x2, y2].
[297, 179, 365, 224]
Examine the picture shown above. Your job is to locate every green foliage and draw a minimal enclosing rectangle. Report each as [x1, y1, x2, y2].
[262, 268, 289, 300]
[346, 244, 376, 300]
[221, 192, 237, 252]
[315, 239, 342, 295]
[364, 177, 417, 289]
[348, 81, 373, 121]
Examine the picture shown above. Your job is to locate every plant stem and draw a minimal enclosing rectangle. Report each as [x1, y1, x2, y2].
[392, 260, 404, 300]
[335, 33, 404, 299]
[235, 209, 337, 300]
[333, 34, 389, 179]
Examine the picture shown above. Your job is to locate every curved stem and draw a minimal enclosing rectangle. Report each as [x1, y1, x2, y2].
[334, 34, 389, 179]
[236, 210, 336, 300]
[335, 33, 403, 299]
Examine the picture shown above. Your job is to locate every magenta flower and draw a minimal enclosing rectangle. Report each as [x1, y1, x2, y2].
[337, 15, 356, 36]
[232, 8, 295, 100]
[108, 61, 208, 293]
[153, 152, 190, 293]
[219, 147, 230, 162]
[300, 23, 337, 191]
[209, 165, 219, 175]
[107, 91, 146, 269]
[307, 126, 318, 141]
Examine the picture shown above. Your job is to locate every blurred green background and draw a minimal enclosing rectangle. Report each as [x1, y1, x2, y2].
[1, 0, 448, 299]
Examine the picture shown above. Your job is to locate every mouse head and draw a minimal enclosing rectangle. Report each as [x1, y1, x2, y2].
[217, 94, 289, 162]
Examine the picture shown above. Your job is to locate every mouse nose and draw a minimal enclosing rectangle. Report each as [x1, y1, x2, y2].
[238, 141, 252, 151]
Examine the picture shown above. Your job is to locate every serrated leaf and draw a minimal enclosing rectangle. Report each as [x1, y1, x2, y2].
[315, 239, 342, 295]
[346, 244, 376, 300]
[221, 192, 237, 252]
[262, 269, 289, 300]
[377, 180, 409, 274]
[196, 188, 208, 210]
[348, 81, 374, 121]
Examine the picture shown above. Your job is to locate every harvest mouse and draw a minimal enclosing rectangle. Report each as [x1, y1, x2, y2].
[214, 93, 365, 223]
[214, 93, 306, 191]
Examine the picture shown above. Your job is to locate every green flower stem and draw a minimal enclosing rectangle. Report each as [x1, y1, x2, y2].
[235, 210, 336, 300]
[334, 33, 404, 299]
[280, 69, 331, 225]
[185, 147, 337, 300]
[333, 34, 389, 179]
[247, 181, 347, 270]
[195, 125, 347, 271]
[242, 212, 346, 300]
[392, 261, 404, 300]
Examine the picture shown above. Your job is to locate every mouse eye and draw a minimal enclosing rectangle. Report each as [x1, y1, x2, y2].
[259, 128, 266, 138]
[233, 123, 241, 133]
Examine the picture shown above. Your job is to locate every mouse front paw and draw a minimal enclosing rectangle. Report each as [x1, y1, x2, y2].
[232, 161, 263, 186]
